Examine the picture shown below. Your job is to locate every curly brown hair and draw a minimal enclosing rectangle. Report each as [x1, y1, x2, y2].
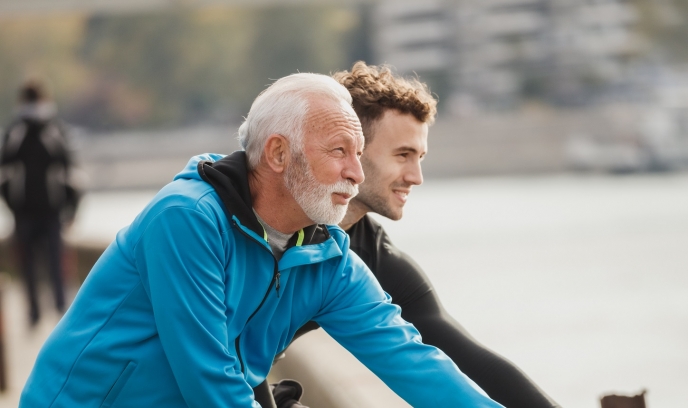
[332, 61, 437, 142]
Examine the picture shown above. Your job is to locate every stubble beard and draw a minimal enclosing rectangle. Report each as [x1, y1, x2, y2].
[284, 150, 358, 225]
[354, 156, 405, 221]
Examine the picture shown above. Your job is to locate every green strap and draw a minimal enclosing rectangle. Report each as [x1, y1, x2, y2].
[261, 224, 302, 246]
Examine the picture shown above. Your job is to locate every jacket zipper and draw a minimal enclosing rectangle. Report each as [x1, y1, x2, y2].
[230, 219, 280, 374]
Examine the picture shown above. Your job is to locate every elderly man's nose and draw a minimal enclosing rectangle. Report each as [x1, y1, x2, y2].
[343, 155, 364, 185]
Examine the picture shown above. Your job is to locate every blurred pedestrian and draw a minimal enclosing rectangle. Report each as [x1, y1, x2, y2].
[0, 78, 78, 326]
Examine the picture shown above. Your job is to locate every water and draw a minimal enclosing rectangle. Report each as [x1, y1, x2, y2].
[372, 172, 688, 407]
[1, 172, 686, 407]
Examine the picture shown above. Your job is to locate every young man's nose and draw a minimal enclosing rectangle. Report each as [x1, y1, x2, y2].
[405, 160, 424, 186]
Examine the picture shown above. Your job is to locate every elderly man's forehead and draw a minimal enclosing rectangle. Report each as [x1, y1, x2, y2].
[307, 97, 361, 129]
[307, 94, 352, 114]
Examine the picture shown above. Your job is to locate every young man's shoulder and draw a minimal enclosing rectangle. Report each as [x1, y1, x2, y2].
[348, 214, 386, 244]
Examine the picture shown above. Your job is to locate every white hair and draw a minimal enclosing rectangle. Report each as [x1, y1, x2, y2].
[238, 73, 353, 170]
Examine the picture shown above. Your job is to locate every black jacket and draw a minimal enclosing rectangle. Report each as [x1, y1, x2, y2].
[0, 113, 73, 217]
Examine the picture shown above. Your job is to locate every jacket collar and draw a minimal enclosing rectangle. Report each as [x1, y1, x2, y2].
[197, 151, 330, 247]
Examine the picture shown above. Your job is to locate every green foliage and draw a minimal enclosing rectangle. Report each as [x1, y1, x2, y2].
[633, 0, 688, 61]
[0, 15, 91, 125]
[0, 5, 364, 130]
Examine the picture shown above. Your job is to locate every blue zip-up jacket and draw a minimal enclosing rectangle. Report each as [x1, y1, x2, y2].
[20, 152, 503, 408]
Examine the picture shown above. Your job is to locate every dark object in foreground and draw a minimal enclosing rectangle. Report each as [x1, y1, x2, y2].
[271, 379, 309, 408]
[600, 390, 646, 408]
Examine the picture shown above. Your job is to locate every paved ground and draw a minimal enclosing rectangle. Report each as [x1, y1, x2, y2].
[0, 278, 75, 407]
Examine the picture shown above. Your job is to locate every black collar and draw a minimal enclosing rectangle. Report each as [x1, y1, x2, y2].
[198, 151, 330, 246]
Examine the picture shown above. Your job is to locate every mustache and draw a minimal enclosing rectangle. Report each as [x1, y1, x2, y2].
[328, 179, 359, 199]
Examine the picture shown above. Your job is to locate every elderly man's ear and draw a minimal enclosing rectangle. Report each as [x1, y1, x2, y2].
[263, 134, 291, 174]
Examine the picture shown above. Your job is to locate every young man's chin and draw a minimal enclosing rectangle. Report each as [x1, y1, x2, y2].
[389, 212, 404, 221]
[379, 205, 404, 222]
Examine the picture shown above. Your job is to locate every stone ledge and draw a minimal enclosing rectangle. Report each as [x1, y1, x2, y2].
[269, 329, 410, 407]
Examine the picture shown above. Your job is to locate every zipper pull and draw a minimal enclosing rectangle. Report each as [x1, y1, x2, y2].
[275, 271, 281, 298]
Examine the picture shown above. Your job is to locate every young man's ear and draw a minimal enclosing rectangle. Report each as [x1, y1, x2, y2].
[263, 134, 290, 173]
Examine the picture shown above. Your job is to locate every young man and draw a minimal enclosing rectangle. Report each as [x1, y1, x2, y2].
[20, 73, 502, 407]
[259, 62, 560, 408]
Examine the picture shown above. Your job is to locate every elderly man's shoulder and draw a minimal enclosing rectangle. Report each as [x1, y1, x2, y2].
[131, 174, 226, 233]
[142, 153, 227, 215]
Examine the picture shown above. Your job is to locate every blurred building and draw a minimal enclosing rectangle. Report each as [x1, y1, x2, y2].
[372, 0, 644, 110]
[2, 0, 685, 181]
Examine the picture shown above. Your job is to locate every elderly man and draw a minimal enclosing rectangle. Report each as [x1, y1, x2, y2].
[20, 74, 502, 407]
[257, 62, 560, 408]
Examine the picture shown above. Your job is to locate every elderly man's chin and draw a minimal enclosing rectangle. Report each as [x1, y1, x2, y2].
[293, 191, 349, 225]
[285, 162, 357, 225]
[309, 201, 348, 225]
[303, 180, 359, 224]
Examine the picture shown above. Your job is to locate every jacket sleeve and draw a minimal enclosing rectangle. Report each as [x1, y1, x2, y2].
[135, 205, 259, 408]
[313, 248, 504, 408]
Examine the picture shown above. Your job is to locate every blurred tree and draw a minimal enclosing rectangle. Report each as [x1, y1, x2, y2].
[242, 6, 359, 96]
[77, 9, 251, 128]
[74, 5, 361, 129]
[0, 14, 91, 125]
[634, 0, 688, 61]
[1, 5, 364, 131]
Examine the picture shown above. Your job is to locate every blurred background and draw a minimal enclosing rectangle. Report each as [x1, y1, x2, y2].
[1, 0, 687, 407]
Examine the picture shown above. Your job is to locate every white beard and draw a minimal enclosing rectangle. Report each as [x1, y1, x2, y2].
[284, 151, 358, 225]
